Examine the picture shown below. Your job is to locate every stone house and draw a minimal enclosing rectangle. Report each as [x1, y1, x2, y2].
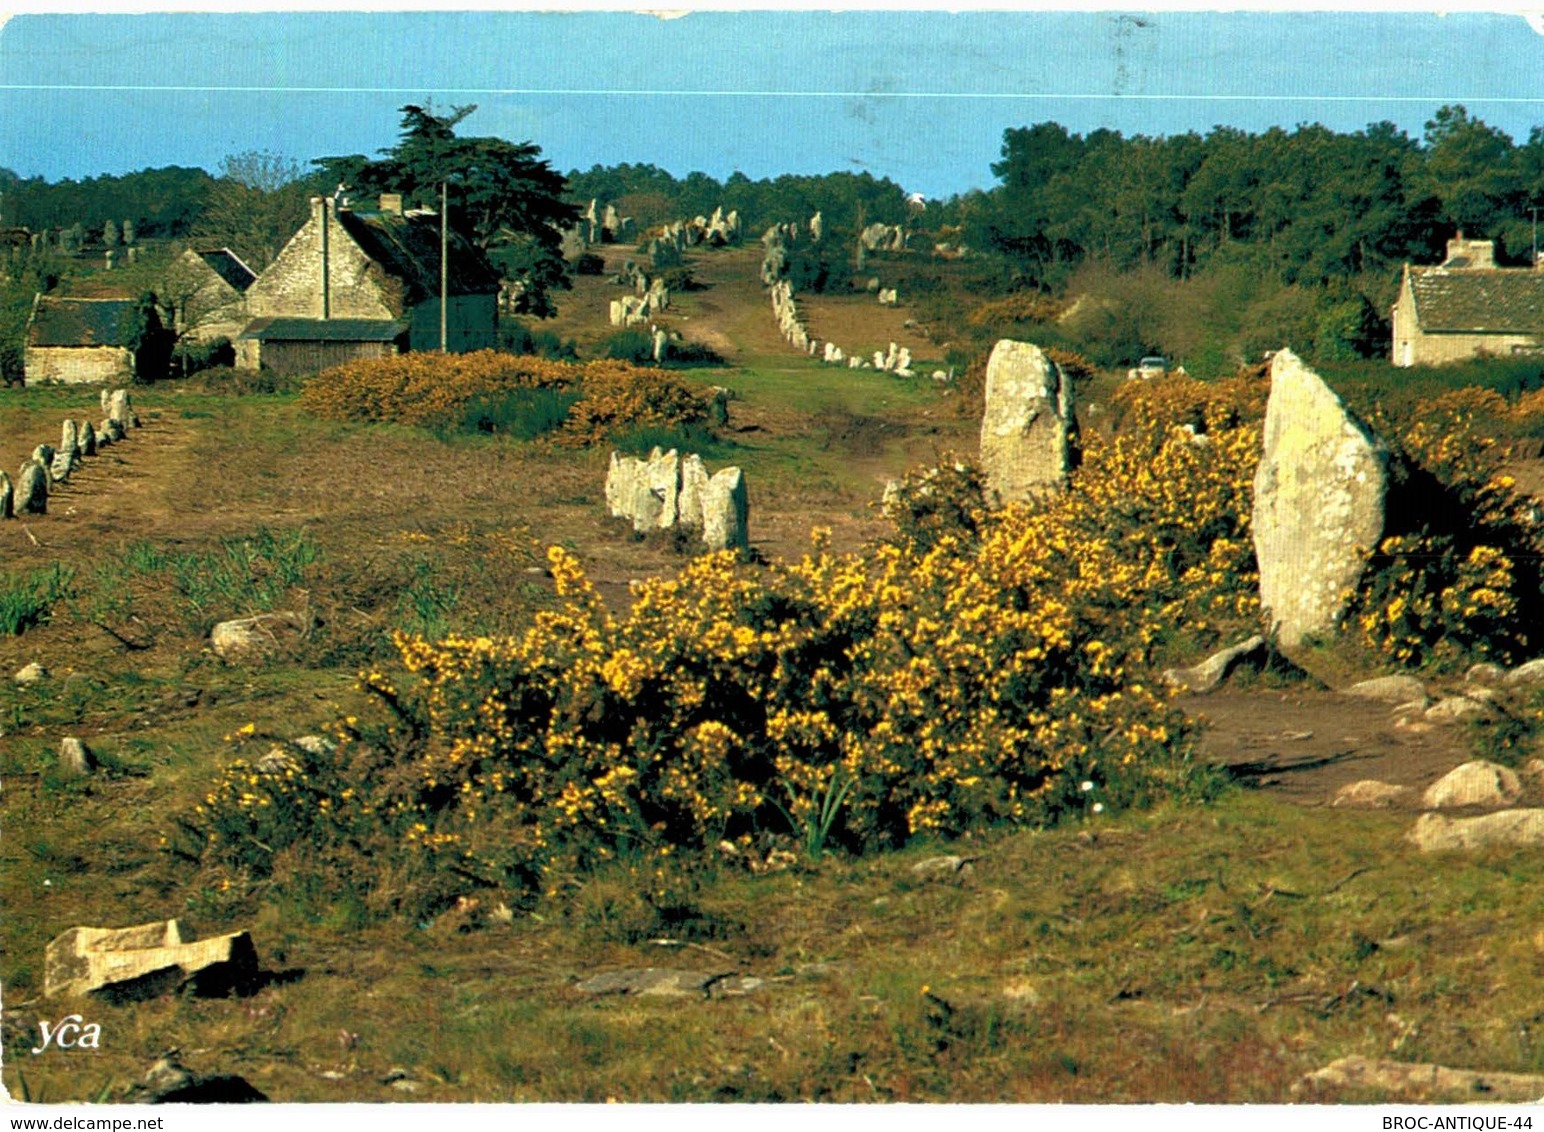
[236, 194, 501, 377]
[1391, 235, 1544, 366]
[165, 247, 257, 346]
[23, 296, 137, 385]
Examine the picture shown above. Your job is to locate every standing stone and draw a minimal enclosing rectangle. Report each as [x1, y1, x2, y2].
[646, 448, 681, 529]
[978, 340, 1076, 504]
[59, 737, 97, 777]
[108, 389, 135, 429]
[60, 419, 80, 459]
[49, 450, 73, 483]
[77, 420, 96, 457]
[0, 471, 11, 519]
[1253, 349, 1388, 650]
[702, 467, 748, 552]
[652, 328, 668, 363]
[605, 451, 642, 519]
[678, 454, 709, 530]
[17, 459, 48, 514]
[31, 443, 55, 468]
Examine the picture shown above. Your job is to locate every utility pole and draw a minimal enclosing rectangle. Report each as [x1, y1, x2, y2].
[440, 181, 449, 353]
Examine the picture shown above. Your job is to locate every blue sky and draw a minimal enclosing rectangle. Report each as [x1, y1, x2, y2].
[3, 9, 1544, 199]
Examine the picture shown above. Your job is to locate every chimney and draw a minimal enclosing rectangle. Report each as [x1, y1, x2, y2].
[312, 195, 330, 320]
[1443, 232, 1496, 270]
[379, 193, 404, 217]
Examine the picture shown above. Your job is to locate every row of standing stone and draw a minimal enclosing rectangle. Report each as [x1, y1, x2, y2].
[604, 447, 749, 552]
[0, 388, 139, 519]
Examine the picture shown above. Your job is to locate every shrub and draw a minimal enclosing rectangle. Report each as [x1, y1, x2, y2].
[600, 329, 656, 365]
[299, 350, 712, 448]
[500, 321, 578, 360]
[575, 252, 606, 276]
[454, 387, 582, 440]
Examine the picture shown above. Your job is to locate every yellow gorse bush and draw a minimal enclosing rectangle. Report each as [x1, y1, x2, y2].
[182, 373, 1544, 918]
[297, 349, 711, 445]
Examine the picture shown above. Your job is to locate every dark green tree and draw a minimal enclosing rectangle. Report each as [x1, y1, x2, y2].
[317, 104, 580, 316]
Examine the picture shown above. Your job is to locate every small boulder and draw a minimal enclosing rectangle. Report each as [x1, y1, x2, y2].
[1406, 809, 1544, 852]
[1423, 695, 1490, 724]
[1342, 675, 1427, 704]
[1504, 657, 1544, 686]
[1161, 635, 1267, 693]
[1331, 780, 1412, 808]
[1464, 661, 1506, 687]
[210, 612, 310, 663]
[14, 661, 47, 685]
[574, 968, 722, 998]
[1422, 760, 1523, 809]
[1294, 1055, 1544, 1103]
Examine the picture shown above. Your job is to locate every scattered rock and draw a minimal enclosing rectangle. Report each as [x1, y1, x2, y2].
[575, 968, 727, 998]
[1422, 760, 1523, 809]
[45, 918, 259, 1002]
[14, 661, 47, 685]
[131, 1050, 269, 1104]
[1424, 695, 1490, 724]
[1331, 780, 1412, 808]
[1252, 349, 1388, 650]
[210, 612, 311, 663]
[909, 855, 977, 879]
[1342, 675, 1427, 704]
[978, 339, 1076, 504]
[1406, 809, 1544, 852]
[1161, 635, 1267, 693]
[58, 737, 97, 777]
[1293, 1055, 1544, 1103]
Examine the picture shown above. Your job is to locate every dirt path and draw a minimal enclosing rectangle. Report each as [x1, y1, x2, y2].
[1179, 686, 1536, 808]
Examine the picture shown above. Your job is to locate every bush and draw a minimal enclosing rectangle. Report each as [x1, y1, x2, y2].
[500, 321, 578, 360]
[575, 252, 606, 276]
[171, 336, 234, 379]
[299, 350, 712, 448]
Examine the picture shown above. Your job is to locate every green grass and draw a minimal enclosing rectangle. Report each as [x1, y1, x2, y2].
[0, 562, 73, 636]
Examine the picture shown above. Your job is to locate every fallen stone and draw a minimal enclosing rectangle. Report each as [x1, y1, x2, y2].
[1331, 780, 1412, 808]
[210, 612, 310, 663]
[978, 339, 1076, 504]
[58, 737, 97, 777]
[45, 919, 259, 1001]
[1406, 809, 1544, 852]
[574, 968, 724, 998]
[15, 661, 47, 685]
[1161, 635, 1267, 693]
[909, 855, 977, 879]
[1253, 349, 1388, 650]
[1424, 695, 1490, 724]
[1342, 675, 1427, 703]
[1422, 760, 1523, 809]
[1293, 1055, 1544, 1103]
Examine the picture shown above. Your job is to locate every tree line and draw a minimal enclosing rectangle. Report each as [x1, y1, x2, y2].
[944, 105, 1544, 292]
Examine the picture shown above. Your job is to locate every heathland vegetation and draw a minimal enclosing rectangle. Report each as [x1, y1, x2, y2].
[5, 105, 1544, 1103]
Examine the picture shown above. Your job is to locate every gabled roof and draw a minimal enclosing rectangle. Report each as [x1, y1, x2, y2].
[193, 248, 257, 293]
[336, 209, 502, 305]
[26, 297, 136, 348]
[240, 317, 405, 342]
[1407, 266, 1544, 335]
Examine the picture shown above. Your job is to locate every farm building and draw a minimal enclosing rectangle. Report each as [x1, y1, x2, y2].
[167, 247, 257, 345]
[237, 194, 501, 372]
[1391, 236, 1544, 366]
[23, 296, 137, 385]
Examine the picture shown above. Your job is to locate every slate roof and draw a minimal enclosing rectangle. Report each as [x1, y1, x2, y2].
[336, 209, 502, 305]
[26, 297, 136, 348]
[1408, 267, 1544, 335]
[240, 317, 405, 342]
[194, 248, 257, 293]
